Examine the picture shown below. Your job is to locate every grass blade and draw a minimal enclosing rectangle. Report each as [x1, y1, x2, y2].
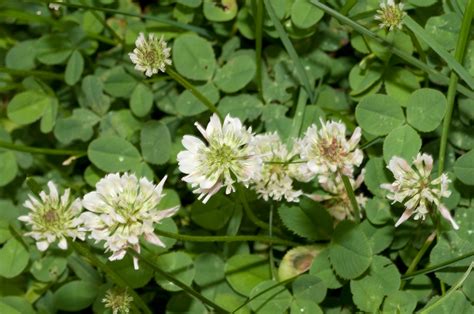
[419, 261, 474, 314]
[289, 88, 308, 140]
[403, 16, 474, 90]
[254, 0, 264, 101]
[309, 0, 474, 99]
[438, 0, 474, 174]
[263, 0, 315, 103]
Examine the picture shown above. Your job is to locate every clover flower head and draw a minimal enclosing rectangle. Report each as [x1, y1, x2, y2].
[374, 0, 406, 31]
[48, 1, 62, 10]
[129, 33, 172, 77]
[177, 114, 262, 203]
[297, 119, 363, 182]
[381, 153, 458, 229]
[248, 132, 303, 202]
[307, 171, 367, 221]
[18, 181, 85, 251]
[102, 287, 133, 314]
[80, 173, 179, 269]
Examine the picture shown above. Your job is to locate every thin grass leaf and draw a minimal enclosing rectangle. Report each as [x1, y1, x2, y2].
[254, 0, 264, 101]
[289, 89, 308, 141]
[48, 1, 213, 38]
[438, 0, 474, 174]
[263, 0, 315, 103]
[403, 16, 474, 90]
[419, 262, 474, 314]
[309, 0, 474, 99]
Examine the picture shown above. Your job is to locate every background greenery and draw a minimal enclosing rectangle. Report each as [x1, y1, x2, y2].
[0, 0, 474, 313]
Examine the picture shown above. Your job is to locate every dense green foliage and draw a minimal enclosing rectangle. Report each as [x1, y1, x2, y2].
[0, 0, 474, 313]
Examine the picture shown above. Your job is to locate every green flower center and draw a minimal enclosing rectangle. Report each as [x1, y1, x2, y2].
[382, 6, 403, 27]
[207, 144, 235, 166]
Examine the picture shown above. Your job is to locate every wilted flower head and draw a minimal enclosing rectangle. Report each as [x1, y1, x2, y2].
[18, 181, 85, 251]
[129, 33, 171, 77]
[177, 114, 261, 203]
[297, 120, 363, 183]
[374, 0, 406, 31]
[102, 287, 133, 314]
[381, 153, 458, 229]
[80, 173, 179, 269]
[248, 133, 305, 202]
[307, 171, 367, 221]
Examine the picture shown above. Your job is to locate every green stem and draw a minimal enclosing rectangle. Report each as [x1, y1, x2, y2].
[340, 0, 357, 15]
[71, 242, 152, 314]
[290, 88, 309, 141]
[129, 250, 229, 313]
[400, 232, 435, 289]
[0, 67, 63, 80]
[403, 16, 474, 90]
[47, 1, 212, 38]
[360, 136, 382, 150]
[232, 277, 297, 313]
[79, 0, 123, 46]
[255, 0, 264, 101]
[263, 0, 315, 103]
[402, 250, 474, 280]
[419, 261, 474, 314]
[0, 140, 86, 156]
[268, 203, 276, 280]
[153, 229, 299, 247]
[236, 186, 285, 236]
[309, 0, 474, 99]
[438, 0, 474, 174]
[167, 68, 222, 119]
[340, 173, 360, 223]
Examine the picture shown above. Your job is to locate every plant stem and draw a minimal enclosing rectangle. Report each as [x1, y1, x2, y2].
[309, 0, 474, 99]
[403, 16, 474, 90]
[79, 0, 123, 46]
[255, 0, 264, 101]
[290, 88, 309, 141]
[129, 250, 229, 313]
[268, 203, 276, 280]
[0, 67, 64, 80]
[263, 0, 315, 103]
[71, 242, 152, 314]
[0, 140, 86, 156]
[401, 250, 474, 280]
[47, 1, 212, 38]
[236, 186, 285, 236]
[400, 232, 435, 289]
[419, 262, 474, 314]
[232, 277, 297, 313]
[360, 136, 382, 150]
[340, 173, 360, 223]
[340, 0, 357, 15]
[166, 68, 223, 119]
[153, 229, 299, 246]
[438, 0, 474, 174]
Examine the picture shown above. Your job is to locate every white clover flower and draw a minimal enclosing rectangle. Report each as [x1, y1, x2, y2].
[177, 114, 262, 203]
[307, 171, 367, 221]
[297, 119, 363, 184]
[102, 287, 133, 314]
[374, 0, 406, 31]
[129, 33, 172, 77]
[80, 173, 179, 269]
[48, 1, 62, 11]
[248, 133, 304, 202]
[381, 153, 459, 229]
[18, 181, 85, 251]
